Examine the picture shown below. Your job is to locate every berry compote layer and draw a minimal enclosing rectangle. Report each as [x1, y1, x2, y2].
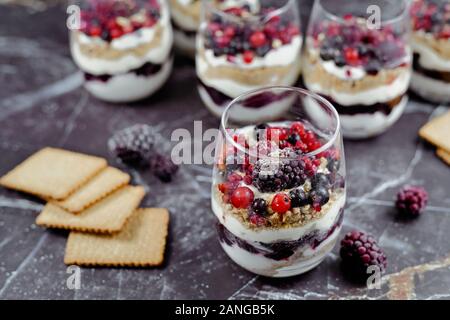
[196, 2, 302, 119]
[410, 0, 450, 103]
[70, 0, 173, 102]
[303, 16, 412, 139]
[213, 121, 345, 277]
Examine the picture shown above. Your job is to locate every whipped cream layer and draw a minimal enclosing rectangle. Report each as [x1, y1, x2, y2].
[305, 68, 411, 106]
[340, 95, 407, 139]
[220, 224, 340, 277]
[212, 192, 345, 243]
[197, 39, 302, 97]
[72, 4, 172, 75]
[85, 57, 173, 102]
[412, 32, 450, 72]
[411, 71, 450, 103]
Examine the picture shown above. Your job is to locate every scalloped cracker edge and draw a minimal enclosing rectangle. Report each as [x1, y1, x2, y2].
[0, 147, 107, 200]
[36, 185, 145, 233]
[64, 208, 169, 267]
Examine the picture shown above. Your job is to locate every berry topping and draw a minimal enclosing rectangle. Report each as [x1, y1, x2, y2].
[395, 185, 428, 216]
[249, 213, 266, 226]
[313, 16, 408, 71]
[149, 153, 179, 183]
[271, 193, 291, 214]
[108, 124, 156, 168]
[411, 0, 450, 38]
[251, 198, 268, 215]
[340, 230, 387, 279]
[289, 188, 310, 208]
[203, 5, 301, 60]
[78, 0, 161, 42]
[231, 186, 255, 209]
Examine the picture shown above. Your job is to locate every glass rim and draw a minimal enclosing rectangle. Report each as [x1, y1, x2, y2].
[220, 86, 341, 159]
[315, 0, 411, 26]
[202, 0, 297, 24]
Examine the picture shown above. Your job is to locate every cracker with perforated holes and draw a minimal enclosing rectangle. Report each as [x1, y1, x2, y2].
[419, 111, 450, 153]
[54, 167, 130, 213]
[36, 186, 145, 233]
[64, 208, 169, 267]
[0, 147, 107, 200]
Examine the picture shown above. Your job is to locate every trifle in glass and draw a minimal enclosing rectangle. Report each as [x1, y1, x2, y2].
[196, 0, 302, 119]
[303, 0, 412, 139]
[410, 0, 450, 103]
[70, 0, 173, 102]
[212, 87, 346, 277]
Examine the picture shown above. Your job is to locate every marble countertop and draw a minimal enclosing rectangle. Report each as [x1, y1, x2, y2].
[0, 2, 449, 300]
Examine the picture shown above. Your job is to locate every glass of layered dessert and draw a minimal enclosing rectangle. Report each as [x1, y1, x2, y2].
[196, 0, 302, 119]
[70, 0, 173, 102]
[170, 0, 261, 57]
[410, 0, 450, 103]
[303, 0, 412, 139]
[212, 86, 346, 277]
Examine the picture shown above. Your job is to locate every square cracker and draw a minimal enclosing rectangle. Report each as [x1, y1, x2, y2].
[437, 148, 450, 166]
[54, 167, 130, 213]
[0, 147, 107, 200]
[36, 186, 145, 233]
[64, 208, 169, 267]
[419, 111, 450, 153]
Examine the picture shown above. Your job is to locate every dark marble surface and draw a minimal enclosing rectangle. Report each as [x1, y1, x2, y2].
[0, 2, 450, 300]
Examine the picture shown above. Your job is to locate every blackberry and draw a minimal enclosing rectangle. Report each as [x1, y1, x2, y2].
[149, 153, 179, 183]
[252, 158, 307, 193]
[251, 198, 268, 215]
[396, 185, 428, 216]
[108, 124, 156, 167]
[289, 188, 310, 208]
[340, 230, 387, 279]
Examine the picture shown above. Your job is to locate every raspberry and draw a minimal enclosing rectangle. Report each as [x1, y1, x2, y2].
[231, 187, 254, 209]
[271, 193, 291, 214]
[108, 124, 156, 167]
[396, 185, 428, 216]
[340, 230, 387, 279]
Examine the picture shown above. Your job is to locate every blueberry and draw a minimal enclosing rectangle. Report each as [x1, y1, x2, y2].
[251, 198, 268, 215]
[310, 187, 329, 206]
[287, 133, 300, 145]
[312, 173, 329, 188]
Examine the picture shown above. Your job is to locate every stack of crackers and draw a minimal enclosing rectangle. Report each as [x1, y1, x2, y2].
[0, 147, 169, 267]
[419, 110, 450, 166]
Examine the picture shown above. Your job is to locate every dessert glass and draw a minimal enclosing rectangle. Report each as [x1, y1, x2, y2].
[303, 0, 412, 139]
[212, 86, 346, 277]
[410, 0, 450, 103]
[196, 0, 302, 119]
[70, 0, 173, 103]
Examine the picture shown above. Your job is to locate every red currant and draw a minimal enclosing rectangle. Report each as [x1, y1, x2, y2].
[243, 50, 254, 64]
[250, 31, 267, 48]
[231, 187, 254, 209]
[271, 193, 291, 214]
[344, 47, 360, 65]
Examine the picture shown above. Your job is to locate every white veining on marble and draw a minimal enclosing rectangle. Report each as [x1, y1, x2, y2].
[228, 276, 258, 300]
[347, 197, 450, 214]
[0, 195, 43, 211]
[0, 233, 48, 297]
[0, 72, 83, 122]
[58, 91, 89, 145]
